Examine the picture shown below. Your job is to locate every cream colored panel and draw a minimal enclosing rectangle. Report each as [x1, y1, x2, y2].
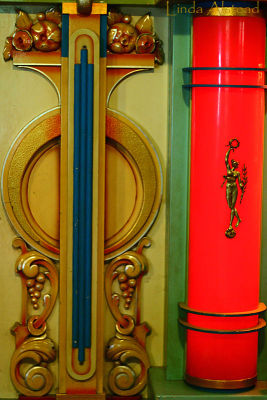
[107, 9, 169, 370]
[105, 143, 138, 241]
[0, 11, 59, 398]
[27, 144, 60, 241]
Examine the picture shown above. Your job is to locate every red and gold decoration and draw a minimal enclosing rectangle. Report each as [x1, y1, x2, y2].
[10, 238, 58, 396]
[1, 2, 163, 398]
[181, 7, 266, 389]
[2, 109, 61, 259]
[104, 20, 162, 397]
[105, 238, 151, 396]
[3, 8, 61, 61]
[107, 8, 164, 64]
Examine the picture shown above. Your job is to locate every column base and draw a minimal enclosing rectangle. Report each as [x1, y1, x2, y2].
[185, 374, 257, 390]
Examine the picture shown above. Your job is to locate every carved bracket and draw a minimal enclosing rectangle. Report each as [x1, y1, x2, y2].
[105, 237, 151, 396]
[10, 238, 58, 397]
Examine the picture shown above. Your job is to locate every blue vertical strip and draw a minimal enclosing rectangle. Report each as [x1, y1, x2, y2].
[61, 14, 69, 57]
[84, 63, 94, 348]
[77, 47, 88, 363]
[72, 46, 94, 362]
[100, 15, 107, 58]
[72, 63, 81, 348]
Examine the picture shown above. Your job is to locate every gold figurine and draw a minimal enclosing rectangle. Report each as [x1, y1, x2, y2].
[222, 138, 247, 239]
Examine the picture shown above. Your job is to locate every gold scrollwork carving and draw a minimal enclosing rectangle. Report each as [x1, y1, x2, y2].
[106, 330, 150, 396]
[10, 332, 56, 397]
[105, 237, 151, 396]
[10, 238, 58, 396]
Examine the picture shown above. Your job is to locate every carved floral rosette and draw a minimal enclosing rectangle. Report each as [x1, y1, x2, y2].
[10, 238, 58, 397]
[105, 237, 151, 396]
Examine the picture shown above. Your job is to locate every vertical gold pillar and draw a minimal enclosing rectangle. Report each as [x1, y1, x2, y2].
[59, 4, 107, 398]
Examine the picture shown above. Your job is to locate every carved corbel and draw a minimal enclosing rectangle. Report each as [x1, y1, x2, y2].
[105, 237, 151, 396]
[10, 238, 58, 397]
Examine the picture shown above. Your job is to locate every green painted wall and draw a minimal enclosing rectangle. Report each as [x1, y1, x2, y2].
[258, 37, 267, 377]
[166, 8, 192, 380]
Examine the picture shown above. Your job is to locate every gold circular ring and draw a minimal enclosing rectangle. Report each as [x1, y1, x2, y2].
[105, 109, 162, 260]
[179, 302, 267, 317]
[179, 317, 266, 334]
[1, 108, 60, 259]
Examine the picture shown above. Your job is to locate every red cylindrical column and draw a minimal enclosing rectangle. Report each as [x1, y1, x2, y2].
[185, 10, 266, 389]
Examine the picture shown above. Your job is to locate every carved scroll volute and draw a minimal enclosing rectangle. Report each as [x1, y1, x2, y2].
[10, 238, 58, 397]
[105, 237, 151, 396]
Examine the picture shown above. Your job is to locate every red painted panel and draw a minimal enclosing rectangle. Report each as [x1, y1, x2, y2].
[186, 15, 266, 386]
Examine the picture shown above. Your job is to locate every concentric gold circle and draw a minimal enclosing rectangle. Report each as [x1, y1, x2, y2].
[1, 108, 60, 259]
[105, 109, 162, 260]
[2, 107, 162, 260]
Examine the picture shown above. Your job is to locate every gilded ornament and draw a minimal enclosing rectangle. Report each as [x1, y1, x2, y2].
[13, 238, 58, 313]
[222, 139, 247, 238]
[105, 238, 151, 396]
[10, 239, 58, 396]
[37, 12, 46, 21]
[27, 315, 47, 336]
[10, 334, 56, 397]
[129, 278, 136, 287]
[135, 13, 153, 34]
[31, 21, 61, 52]
[15, 10, 33, 31]
[106, 8, 164, 64]
[26, 279, 35, 287]
[107, 23, 137, 54]
[118, 272, 127, 283]
[107, 8, 124, 26]
[106, 331, 150, 396]
[136, 33, 156, 54]
[36, 272, 46, 283]
[122, 15, 132, 24]
[35, 282, 44, 291]
[3, 37, 13, 61]
[105, 241, 149, 313]
[45, 8, 62, 26]
[154, 38, 165, 65]
[3, 8, 62, 61]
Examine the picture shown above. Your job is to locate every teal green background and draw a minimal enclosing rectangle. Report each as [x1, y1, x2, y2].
[166, 9, 192, 380]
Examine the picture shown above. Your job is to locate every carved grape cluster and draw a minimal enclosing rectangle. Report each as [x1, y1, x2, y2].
[118, 271, 136, 310]
[26, 272, 46, 310]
